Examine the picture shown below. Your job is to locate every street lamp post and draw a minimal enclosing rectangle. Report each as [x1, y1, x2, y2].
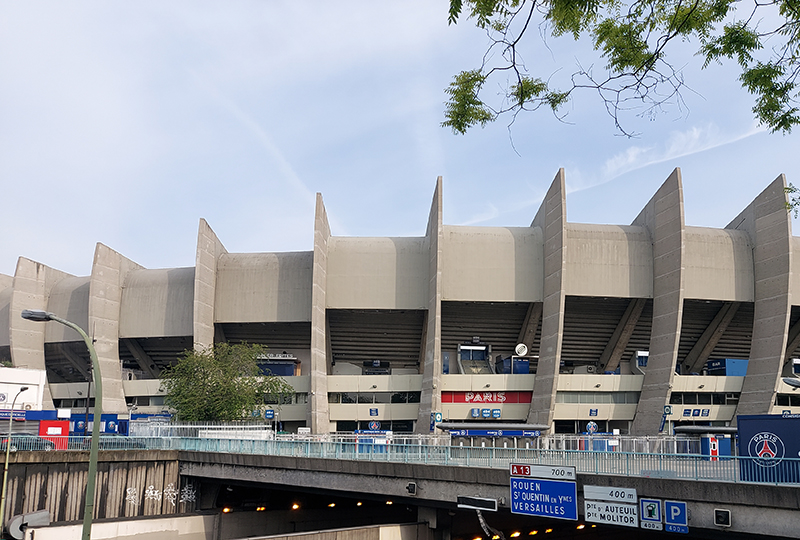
[0, 386, 28, 532]
[21, 310, 102, 540]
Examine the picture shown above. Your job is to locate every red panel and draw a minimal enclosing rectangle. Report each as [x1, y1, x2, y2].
[441, 391, 532, 404]
[39, 420, 69, 450]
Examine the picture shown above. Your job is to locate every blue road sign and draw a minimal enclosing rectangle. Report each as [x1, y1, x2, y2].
[664, 500, 688, 534]
[510, 478, 577, 521]
[264, 409, 275, 419]
[640, 498, 663, 531]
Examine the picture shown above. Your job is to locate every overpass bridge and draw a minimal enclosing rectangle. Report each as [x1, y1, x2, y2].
[3, 438, 800, 539]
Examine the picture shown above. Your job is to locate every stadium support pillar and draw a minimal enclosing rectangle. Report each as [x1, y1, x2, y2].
[9, 257, 72, 410]
[630, 169, 685, 435]
[193, 219, 227, 350]
[728, 175, 793, 419]
[527, 169, 567, 429]
[89, 243, 142, 414]
[417, 177, 444, 434]
[310, 193, 331, 434]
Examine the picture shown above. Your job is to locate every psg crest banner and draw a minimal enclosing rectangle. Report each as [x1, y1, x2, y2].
[737, 414, 800, 483]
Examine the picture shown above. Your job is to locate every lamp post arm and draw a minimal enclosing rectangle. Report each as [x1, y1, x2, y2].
[46, 314, 102, 540]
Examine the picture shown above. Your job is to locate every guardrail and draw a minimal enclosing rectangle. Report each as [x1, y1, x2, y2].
[170, 437, 799, 485]
[14, 435, 796, 486]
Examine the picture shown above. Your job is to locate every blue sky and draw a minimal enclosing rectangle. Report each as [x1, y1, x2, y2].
[2, 1, 799, 278]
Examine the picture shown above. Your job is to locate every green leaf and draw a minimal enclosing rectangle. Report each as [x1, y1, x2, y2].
[740, 62, 799, 133]
[442, 70, 495, 134]
[700, 22, 760, 68]
[448, 0, 463, 25]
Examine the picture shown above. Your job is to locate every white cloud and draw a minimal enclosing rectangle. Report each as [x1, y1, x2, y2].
[563, 122, 768, 196]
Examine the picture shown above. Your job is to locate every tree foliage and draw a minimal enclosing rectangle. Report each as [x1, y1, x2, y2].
[160, 343, 294, 422]
[444, 0, 800, 136]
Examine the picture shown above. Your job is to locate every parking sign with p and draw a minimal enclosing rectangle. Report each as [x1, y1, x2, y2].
[664, 500, 688, 534]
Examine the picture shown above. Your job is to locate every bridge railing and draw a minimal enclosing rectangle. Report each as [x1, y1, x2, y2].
[151, 436, 796, 485]
[29, 434, 799, 486]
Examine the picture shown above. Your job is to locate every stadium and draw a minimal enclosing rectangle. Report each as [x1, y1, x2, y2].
[1, 168, 798, 440]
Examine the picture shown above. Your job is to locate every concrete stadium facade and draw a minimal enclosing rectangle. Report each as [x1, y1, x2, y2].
[2, 168, 800, 436]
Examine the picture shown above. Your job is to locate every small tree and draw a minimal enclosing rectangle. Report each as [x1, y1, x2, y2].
[160, 343, 294, 422]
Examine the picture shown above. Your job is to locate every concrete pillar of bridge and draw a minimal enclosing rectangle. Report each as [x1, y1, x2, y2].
[527, 169, 567, 428]
[630, 169, 685, 435]
[310, 193, 331, 434]
[89, 243, 144, 415]
[727, 175, 793, 419]
[417, 177, 444, 434]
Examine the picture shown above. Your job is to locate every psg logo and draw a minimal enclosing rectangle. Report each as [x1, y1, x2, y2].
[748, 432, 785, 467]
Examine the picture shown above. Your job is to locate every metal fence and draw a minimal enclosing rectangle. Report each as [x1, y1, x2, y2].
[129, 420, 276, 439]
[165, 436, 799, 485]
[14, 420, 798, 486]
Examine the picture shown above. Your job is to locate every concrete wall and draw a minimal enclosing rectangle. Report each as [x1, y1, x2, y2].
[0, 281, 13, 347]
[215, 252, 312, 322]
[119, 268, 194, 338]
[441, 226, 542, 302]
[328, 237, 427, 309]
[2, 451, 193, 527]
[42, 276, 90, 342]
[27, 514, 216, 540]
[233, 523, 433, 540]
[792, 237, 800, 295]
[683, 226, 754, 301]
[564, 223, 652, 298]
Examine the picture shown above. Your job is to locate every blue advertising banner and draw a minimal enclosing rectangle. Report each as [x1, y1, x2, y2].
[738, 414, 800, 483]
[450, 429, 541, 438]
[510, 478, 577, 521]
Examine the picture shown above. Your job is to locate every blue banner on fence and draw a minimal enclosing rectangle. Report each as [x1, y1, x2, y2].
[738, 414, 800, 483]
